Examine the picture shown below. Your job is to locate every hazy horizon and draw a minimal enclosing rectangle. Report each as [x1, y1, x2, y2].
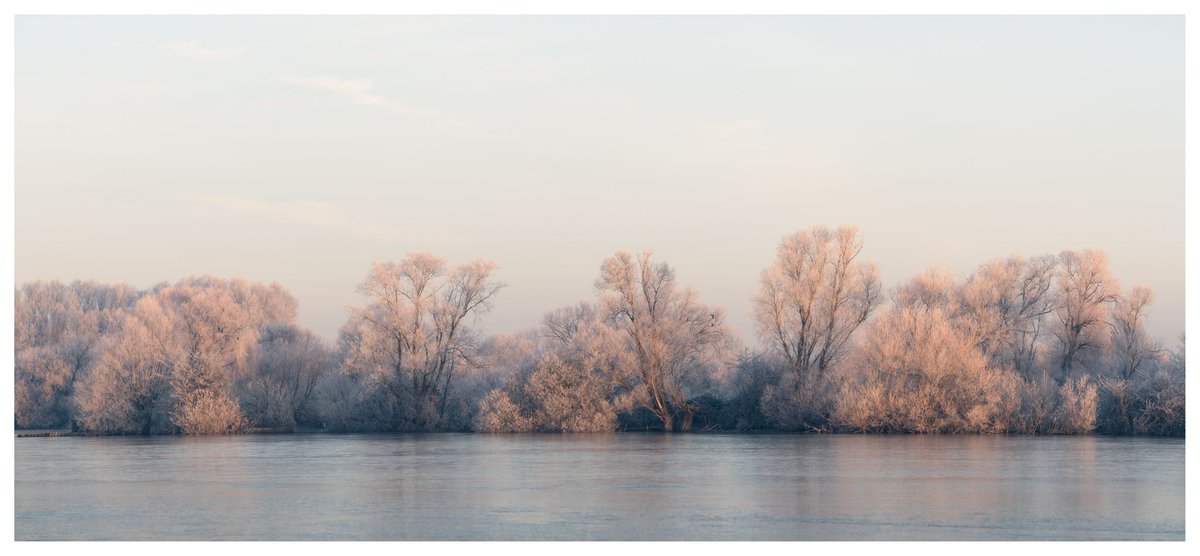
[15, 15, 1184, 344]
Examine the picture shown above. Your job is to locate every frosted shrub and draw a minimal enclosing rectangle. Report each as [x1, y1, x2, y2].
[476, 390, 533, 433]
[1132, 369, 1185, 436]
[475, 353, 618, 433]
[1052, 376, 1098, 434]
[1012, 374, 1058, 434]
[173, 392, 250, 435]
[831, 307, 1022, 433]
[525, 354, 618, 432]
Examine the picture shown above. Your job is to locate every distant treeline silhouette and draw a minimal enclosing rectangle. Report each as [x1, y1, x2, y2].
[14, 225, 1184, 436]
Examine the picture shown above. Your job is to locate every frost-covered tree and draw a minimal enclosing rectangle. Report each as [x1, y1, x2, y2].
[753, 225, 881, 384]
[892, 267, 959, 313]
[596, 251, 733, 431]
[1095, 287, 1170, 435]
[753, 225, 881, 429]
[73, 277, 298, 434]
[238, 324, 333, 430]
[1052, 250, 1119, 379]
[339, 253, 504, 430]
[14, 280, 142, 428]
[957, 255, 1058, 378]
[75, 298, 181, 434]
[1107, 286, 1162, 382]
[161, 285, 255, 433]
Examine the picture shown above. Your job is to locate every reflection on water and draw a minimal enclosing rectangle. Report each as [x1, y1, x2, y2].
[15, 434, 1183, 540]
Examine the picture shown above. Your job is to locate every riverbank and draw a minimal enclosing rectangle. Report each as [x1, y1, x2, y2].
[15, 427, 326, 438]
[15, 428, 1185, 438]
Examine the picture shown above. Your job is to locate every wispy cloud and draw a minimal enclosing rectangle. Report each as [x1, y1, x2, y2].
[185, 194, 409, 243]
[279, 75, 438, 116]
[161, 41, 245, 63]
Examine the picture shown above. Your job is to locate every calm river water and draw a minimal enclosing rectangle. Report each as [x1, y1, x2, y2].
[14, 433, 1184, 541]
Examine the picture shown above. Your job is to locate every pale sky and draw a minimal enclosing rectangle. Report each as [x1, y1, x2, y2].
[15, 15, 1184, 345]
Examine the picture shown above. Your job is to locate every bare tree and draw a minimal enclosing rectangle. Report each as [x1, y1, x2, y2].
[340, 253, 504, 430]
[596, 251, 733, 431]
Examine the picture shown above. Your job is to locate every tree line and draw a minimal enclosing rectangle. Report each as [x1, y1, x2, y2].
[14, 225, 1185, 436]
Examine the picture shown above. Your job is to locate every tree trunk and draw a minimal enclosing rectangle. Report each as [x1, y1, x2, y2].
[678, 407, 695, 432]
